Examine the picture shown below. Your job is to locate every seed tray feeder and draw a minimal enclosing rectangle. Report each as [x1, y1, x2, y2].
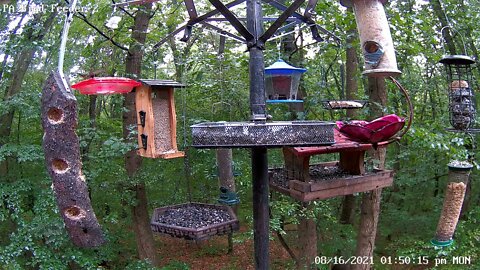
[135, 80, 185, 159]
[322, 100, 368, 110]
[71, 77, 141, 95]
[150, 203, 239, 241]
[269, 163, 394, 202]
[191, 121, 335, 148]
[265, 59, 307, 103]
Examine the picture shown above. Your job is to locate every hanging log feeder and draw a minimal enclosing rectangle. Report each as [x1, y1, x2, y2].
[41, 72, 105, 247]
[340, 0, 401, 77]
[135, 80, 185, 159]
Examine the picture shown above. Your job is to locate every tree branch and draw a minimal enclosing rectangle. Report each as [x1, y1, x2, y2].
[74, 12, 129, 52]
[112, 0, 135, 18]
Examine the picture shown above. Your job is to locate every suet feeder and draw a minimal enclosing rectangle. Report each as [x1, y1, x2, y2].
[71, 77, 141, 95]
[439, 55, 476, 131]
[135, 80, 185, 159]
[340, 0, 401, 77]
[265, 59, 307, 103]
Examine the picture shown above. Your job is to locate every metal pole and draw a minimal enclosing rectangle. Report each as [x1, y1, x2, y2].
[247, 0, 269, 269]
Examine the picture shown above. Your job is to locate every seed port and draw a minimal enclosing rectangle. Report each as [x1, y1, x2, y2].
[364, 41, 380, 53]
[64, 206, 86, 220]
[52, 159, 69, 174]
[47, 107, 64, 124]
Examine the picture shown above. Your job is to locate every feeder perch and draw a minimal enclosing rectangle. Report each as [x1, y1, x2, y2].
[341, 0, 401, 77]
[439, 55, 477, 131]
[71, 77, 141, 95]
[265, 59, 307, 103]
[135, 80, 185, 159]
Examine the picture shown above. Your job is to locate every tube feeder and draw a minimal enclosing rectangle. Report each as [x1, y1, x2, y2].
[432, 161, 472, 247]
[439, 55, 476, 131]
[135, 80, 185, 159]
[265, 59, 307, 103]
[340, 0, 401, 77]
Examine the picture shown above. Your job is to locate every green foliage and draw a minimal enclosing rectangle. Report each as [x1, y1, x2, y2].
[1, 0, 480, 268]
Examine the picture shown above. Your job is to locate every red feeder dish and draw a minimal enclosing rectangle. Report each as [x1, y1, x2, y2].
[336, 114, 405, 143]
[71, 77, 141, 95]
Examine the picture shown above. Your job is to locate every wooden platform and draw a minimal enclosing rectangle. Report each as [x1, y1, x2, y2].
[269, 164, 394, 202]
[271, 129, 397, 202]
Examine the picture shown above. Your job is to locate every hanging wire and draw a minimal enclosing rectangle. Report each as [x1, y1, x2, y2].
[440, 25, 468, 55]
[179, 54, 192, 202]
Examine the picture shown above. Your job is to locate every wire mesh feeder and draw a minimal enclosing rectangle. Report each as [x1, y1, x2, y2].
[191, 121, 335, 148]
[150, 203, 239, 241]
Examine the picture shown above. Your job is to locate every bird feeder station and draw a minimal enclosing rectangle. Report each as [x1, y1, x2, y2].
[135, 80, 185, 159]
[439, 55, 477, 131]
[265, 59, 307, 103]
[340, 0, 401, 77]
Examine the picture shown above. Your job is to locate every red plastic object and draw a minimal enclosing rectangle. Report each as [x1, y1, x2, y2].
[71, 77, 141, 95]
[336, 114, 405, 143]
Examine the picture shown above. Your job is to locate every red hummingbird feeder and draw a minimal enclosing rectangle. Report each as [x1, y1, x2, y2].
[71, 77, 141, 95]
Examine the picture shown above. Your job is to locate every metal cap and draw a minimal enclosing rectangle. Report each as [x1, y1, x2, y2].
[340, 0, 388, 8]
[439, 55, 476, 65]
[265, 59, 307, 75]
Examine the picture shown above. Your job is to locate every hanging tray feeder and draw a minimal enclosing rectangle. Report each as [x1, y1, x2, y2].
[336, 114, 405, 144]
[322, 100, 368, 110]
[71, 77, 141, 95]
[334, 77, 413, 145]
[151, 203, 239, 241]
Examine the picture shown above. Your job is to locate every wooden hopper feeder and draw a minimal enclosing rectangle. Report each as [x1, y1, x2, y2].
[265, 59, 307, 103]
[135, 80, 185, 159]
[340, 0, 401, 77]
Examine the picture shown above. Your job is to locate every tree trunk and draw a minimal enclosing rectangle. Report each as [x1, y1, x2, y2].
[216, 149, 236, 253]
[352, 77, 387, 270]
[340, 8, 360, 225]
[297, 203, 317, 269]
[430, 0, 456, 55]
[122, 3, 159, 266]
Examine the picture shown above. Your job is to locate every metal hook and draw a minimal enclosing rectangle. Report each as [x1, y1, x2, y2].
[440, 26, 468, 55]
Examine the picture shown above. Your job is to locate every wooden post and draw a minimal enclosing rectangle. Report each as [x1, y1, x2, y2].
[297, 203, 317, 269]
[41, 72, 105, 247]
[216, 148, 237, 253]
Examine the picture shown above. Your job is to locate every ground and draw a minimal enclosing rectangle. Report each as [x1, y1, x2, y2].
[155, 226, 294, 270]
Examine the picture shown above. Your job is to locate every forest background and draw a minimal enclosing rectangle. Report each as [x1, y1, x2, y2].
[0, 0, 479, 269]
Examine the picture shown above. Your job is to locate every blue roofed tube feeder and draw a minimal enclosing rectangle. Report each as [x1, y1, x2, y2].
[265, 59, 307, 103]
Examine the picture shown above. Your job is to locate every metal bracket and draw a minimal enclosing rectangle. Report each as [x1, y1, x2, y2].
[180, 24, 193, 42]
[141, 134, 148, 150]
[139, 111, 146, 127]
